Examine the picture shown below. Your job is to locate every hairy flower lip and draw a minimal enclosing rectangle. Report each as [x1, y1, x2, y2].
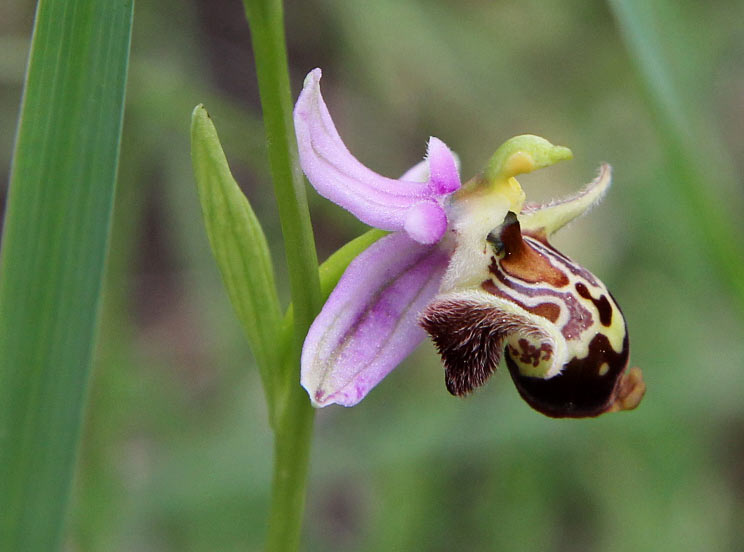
[295, 68, 641, 416]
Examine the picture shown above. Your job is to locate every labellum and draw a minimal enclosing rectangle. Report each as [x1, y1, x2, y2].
[421, 209, 645, 418]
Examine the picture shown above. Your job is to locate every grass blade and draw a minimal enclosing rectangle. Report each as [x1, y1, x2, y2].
[0, 0, 134, 549]
[608, 0, 744, 311]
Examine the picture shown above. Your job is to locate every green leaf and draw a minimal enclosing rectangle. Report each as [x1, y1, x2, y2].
[191, 105, 283, 410]
[0, 0, 134, 550]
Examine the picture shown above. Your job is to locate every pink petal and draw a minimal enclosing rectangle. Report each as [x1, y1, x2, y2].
[403, 200, 448, 245]
[398, 159, 429, 182]
[301, 232, 450, 407]
[294, 69, 460, 244]
[426, 137, 460, 194]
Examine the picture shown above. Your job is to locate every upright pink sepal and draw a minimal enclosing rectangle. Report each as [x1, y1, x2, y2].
[294, 69, 460, 244]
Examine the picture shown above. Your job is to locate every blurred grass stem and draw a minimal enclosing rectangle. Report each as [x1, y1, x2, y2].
[242, 0, 322, 550]
[609, 0, 744, 313]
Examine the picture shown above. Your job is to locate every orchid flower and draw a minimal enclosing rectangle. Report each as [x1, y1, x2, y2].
[294, 69, 645, 417]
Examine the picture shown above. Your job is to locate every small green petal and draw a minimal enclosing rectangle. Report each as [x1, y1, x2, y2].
[520, 163, 612, 237]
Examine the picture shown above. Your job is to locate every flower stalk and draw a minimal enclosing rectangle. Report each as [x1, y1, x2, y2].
[242, 0, 321, 550]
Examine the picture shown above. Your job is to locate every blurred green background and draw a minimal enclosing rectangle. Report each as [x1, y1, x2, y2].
[2, 0, 744, 550]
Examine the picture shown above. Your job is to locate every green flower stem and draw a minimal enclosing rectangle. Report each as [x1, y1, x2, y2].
[243, 0, 322, 336]
[266, 389, 316, 552]
[269, 228, 386, 551]
[242, 0, 321, 550]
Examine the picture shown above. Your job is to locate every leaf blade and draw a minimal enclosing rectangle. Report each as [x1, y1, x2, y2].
[0, 0, 134, 549]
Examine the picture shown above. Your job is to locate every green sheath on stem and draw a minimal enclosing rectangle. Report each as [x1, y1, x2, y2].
[0, 0, 134, 550]
[191, 105, 283, 421]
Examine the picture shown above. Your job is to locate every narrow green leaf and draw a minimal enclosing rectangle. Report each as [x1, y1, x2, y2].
[191, 105, 283, 409]
[0, 0, 133, 550]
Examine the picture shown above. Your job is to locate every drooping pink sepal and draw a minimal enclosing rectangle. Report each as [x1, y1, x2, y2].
[301, 232, 450, 406]
[294, 69, 460, 244]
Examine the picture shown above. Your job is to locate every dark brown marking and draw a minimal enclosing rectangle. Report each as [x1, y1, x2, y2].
[575, 282, 612, 326]
[499, 212, 526, 257]
[512, 338, 553, 367]
[505, 331, 630, 418]
[481, 279, 561, 323]
[527, 237, 599, 287]
[486, 263, 594, 340]
[497, 213, 569, 287]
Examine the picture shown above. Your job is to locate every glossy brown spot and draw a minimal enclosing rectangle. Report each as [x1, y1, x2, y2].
[497, 213, 569, 287]
[575, 282, 612, 326]
[528, 238, 600, 287]
[531, 302, 561, 323]
[505, 331, 633, 418]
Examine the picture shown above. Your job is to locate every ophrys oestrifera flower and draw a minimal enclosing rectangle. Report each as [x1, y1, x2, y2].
[294, 69, 644, 417]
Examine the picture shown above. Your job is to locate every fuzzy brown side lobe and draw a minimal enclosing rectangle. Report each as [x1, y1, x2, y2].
[420, 300, 506, 396]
